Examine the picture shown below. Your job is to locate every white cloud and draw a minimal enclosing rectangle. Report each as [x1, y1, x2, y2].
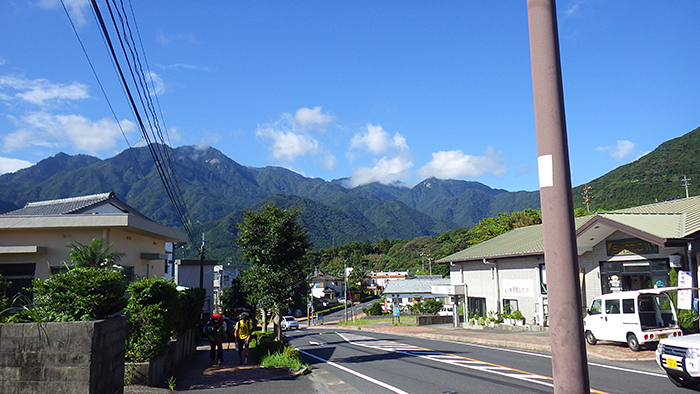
[2, 112, 135, 154]
[0, 157, 32, 174]
[294, 106, 335, 132]
[417, 147, 507, 180]
[39, 0, 91, 26]
[349, 124, 408, 155]
[255, 107, 336, 164]
[0, 75, 89, 106]
[147, 72, 165, 95]
[596, 140, 635, 160]
[317, 154, 337, 170]
[156, 31, 200, 46]
[256, 125, 319, 162]
[156, 63, 214, 72]
[344, 156, 413, 188]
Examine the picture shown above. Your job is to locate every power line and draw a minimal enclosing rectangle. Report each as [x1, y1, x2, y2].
[84, 0, 196, 242]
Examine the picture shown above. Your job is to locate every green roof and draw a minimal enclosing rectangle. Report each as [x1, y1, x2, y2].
[437, 195, 700, 264]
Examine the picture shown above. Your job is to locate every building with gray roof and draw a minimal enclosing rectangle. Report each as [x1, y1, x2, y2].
[0, 192, 188, 301]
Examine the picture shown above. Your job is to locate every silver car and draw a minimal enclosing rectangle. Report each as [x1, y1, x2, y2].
[281, 315, 299, 330]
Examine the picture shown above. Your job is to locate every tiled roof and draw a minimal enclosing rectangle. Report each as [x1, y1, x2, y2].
[437, 195, 700, 264]
[0, 192, 151, 220]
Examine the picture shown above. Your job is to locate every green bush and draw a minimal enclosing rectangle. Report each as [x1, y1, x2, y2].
[174, 287, 205, 335]
[125, 278, 179, 362]
[363, 301, 384, 316]
[30, 267, 126, 321]
[421, 299, 443, 315]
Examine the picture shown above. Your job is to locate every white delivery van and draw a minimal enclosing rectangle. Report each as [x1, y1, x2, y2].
[438, 306, 454, 316]
[583, 288, 683, 351]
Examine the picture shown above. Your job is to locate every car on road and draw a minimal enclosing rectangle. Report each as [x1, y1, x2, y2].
[281, 315, 299, 330]
[583, 288, 682, 351]
[656, 333, 700, 388]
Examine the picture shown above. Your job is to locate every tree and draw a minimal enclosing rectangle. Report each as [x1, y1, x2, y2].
[237, 204, 311, 341]
[68, 238, 126, 268]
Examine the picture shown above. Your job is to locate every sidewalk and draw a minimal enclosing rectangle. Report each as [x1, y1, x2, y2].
[124, 344, 302, 393]
[323, 322, 656, 362]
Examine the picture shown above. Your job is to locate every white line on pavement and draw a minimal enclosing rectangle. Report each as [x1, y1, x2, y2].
[298, 349, 410, 394]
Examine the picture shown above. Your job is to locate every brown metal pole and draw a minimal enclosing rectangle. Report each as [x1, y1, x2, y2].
[526, 1, 590, 393]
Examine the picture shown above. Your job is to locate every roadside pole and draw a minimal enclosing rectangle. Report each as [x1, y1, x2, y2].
[526, 1, 590, 393]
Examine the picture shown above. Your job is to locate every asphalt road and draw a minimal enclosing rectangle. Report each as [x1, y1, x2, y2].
[287, 328, 677, 394]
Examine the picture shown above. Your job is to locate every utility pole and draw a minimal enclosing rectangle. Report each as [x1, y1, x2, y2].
[199, 232, 205, 289]
[682, 175, 692, 198]
[581, 184, 592, 212]
[527, 1, 590, 393]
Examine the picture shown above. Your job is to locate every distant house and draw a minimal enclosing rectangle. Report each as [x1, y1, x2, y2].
[383, 275, 450, 307]
[0, 192, 188, 300]
[309, 273, 344, 299]
[367, 271, 408, 294]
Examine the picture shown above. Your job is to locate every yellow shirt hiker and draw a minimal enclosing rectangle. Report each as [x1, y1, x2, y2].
[234, 313, 253, 364]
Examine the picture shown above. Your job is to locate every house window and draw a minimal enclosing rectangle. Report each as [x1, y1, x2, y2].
[503, 299, 519, 314]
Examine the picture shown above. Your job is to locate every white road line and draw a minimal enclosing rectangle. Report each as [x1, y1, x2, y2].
[298, 349, 410, 394]
[428, 335, 668, 378]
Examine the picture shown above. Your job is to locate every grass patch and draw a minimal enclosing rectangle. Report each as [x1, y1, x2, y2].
[259, 346, 303, 371]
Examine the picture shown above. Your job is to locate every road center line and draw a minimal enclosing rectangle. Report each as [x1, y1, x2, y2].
[298, 349, 410, 394]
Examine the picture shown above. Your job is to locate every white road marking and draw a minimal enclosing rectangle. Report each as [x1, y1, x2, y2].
[336, 332, 609, 394]
[298, 349, 410, 394]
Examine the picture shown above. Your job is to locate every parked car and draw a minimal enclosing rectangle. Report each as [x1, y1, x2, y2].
[438, 306, 454, 316]
[656, 334, 700, 388]
[281, 315, 299, 330]
[583, 289, 682, 351]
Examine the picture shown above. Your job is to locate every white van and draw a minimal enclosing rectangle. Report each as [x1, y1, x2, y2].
[583, 288, 683, 351]
[438, 306, 454, 316]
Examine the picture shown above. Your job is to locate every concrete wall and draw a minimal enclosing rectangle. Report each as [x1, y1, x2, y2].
[0, 317, 126, 394]
[125, 328, 198, 387]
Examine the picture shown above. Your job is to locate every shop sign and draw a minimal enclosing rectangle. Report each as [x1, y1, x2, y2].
[503, 280, 534, 297]
[608, 274, 622, 293]
[678, 270, 693, 310]
[606, 238, 659, 256]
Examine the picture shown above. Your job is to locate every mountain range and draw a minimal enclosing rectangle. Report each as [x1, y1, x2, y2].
[0, 145, 540, 259]
[2, 124, 697, 261]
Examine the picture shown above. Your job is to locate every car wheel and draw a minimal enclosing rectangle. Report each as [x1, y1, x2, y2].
[667, 371, 700, 389]
[585, 330, 597, 345]
[627, 333, 641, 351]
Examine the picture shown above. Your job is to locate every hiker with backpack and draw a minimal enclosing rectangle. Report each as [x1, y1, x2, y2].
[234, 313, 253, 365]
[206, 312, 227, 366]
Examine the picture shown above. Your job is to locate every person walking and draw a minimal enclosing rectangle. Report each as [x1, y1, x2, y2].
[206, 312, 227, 366]
[234, 313, 253, 365]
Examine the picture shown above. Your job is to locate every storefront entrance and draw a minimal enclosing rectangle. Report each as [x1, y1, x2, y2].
[600, 259, 669, 294]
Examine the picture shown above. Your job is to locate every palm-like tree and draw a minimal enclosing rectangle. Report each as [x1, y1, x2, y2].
[68, 238, 126, 269]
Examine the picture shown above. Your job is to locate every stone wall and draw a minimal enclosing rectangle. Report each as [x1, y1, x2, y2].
[125, 328, 198, 387]
[0, 317, 126, 394]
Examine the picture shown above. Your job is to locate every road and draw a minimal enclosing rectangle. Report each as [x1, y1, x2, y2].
[286, 328, 675, 394]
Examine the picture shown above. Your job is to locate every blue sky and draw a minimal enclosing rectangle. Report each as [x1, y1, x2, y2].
[1, 1, 698, 192]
